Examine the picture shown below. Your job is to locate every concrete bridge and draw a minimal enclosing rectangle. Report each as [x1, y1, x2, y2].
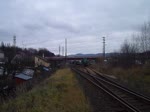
[45, 56, 99, 68]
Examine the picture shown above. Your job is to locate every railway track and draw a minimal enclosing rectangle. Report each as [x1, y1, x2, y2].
[72, 67, 150, 112]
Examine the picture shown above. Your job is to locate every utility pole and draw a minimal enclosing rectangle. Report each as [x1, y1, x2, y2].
[13, 35, 16, 56]
[65, 38, 67, 64]
[62, 46, 64, 56]
[59, 45, 61, 56]
[13, 35, 16, 48]
[102, 37, 106, 60]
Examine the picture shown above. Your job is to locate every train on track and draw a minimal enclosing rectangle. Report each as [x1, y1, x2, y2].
[71, 58, 90, 67]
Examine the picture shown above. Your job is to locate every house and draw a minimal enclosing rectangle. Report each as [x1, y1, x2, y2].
[11, 54, 23, 64]
[14, 69, 34, 85]
[15, 73, 32, 85]
[11, 52, 27, 64]
[35, 56, 50, 67]
[22, 69, 34, 77]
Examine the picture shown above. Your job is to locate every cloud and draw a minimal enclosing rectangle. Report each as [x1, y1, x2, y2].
[0, 0, 150, 54]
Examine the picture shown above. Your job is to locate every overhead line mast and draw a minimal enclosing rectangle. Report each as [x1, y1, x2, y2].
[13, 35, 16, 56]
[62, 46, 64, 56]
[65, 38, 67, 64]
[59, 45, 61, 56]
[102, 37, 105, 60]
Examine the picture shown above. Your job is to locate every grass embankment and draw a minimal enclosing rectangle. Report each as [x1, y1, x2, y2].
[0, 68, 91, 112]
[109, 67, 150, 95]
[92, 64, 150, 95]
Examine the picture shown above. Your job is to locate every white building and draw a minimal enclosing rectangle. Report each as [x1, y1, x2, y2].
[0, 50, 5, 64]
[0, 50, 4, 59]
[35, 56, 50, 67]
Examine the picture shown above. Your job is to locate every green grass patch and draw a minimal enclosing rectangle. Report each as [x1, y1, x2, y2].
[0, 68, 91, 112]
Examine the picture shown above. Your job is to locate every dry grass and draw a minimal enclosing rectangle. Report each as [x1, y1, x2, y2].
[110, 67, 150, 95]
[91, 63, 150, 96]
[0, 68, 91, 112]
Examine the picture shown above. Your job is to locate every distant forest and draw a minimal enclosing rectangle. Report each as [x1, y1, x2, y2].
[0, 42, 55, 63]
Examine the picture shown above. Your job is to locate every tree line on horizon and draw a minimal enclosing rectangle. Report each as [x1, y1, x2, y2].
[110, 21, 150, 68]
[0, 42, 55, 61]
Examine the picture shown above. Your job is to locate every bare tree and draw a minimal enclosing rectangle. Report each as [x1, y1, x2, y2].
[136, 21, 150, 62]
[119, 40, 137, 67]
[111, 21, 150, 67]
[121, 40, 137, 54]
[140, 22, 150, 52]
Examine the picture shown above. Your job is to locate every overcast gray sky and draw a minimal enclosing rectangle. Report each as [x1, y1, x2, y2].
[0, 0, 150, 54]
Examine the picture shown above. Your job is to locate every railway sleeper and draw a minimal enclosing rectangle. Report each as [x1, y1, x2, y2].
[133, 103, 150, 107]
[138, 105, 150, 111]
